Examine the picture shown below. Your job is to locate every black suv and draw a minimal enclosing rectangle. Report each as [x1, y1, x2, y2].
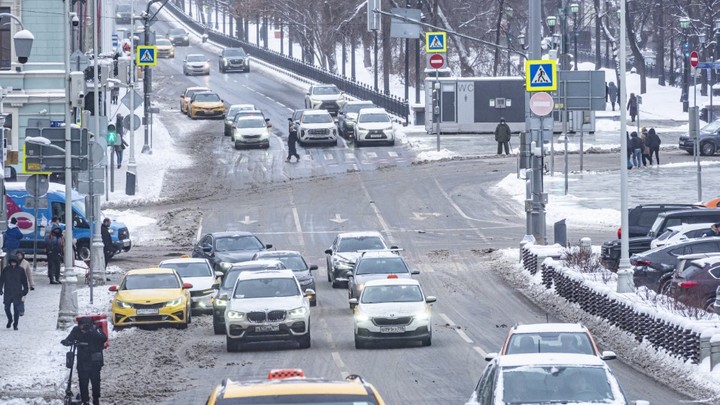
[337, 101, 375, 138]
[192, 231, 272, 272]
[288, 109, 307, 137]
[601, 206, 711, 270]
[219, 47, 249, 73]
[167, 28, 189, 46]
[679, 119, 720, 156]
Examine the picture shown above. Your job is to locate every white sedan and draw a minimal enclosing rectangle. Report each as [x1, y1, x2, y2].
[232, 116, 271, 149]
[159, 258, 222, 314]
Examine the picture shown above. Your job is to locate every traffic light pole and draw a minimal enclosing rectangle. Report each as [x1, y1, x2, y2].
[90, 0, 105, 300]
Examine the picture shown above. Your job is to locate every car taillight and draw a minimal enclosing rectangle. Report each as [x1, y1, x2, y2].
[617, 227, 622, 239]
[678, 281, 700, 289]
[631, 259, 651, 266]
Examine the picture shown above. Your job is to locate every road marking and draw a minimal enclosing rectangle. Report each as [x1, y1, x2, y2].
[433, 178, 482, 222]
[359, 179, 392, 236]
[412, 212, 441, 220]
[195, 215, 203, 243]
[248, 225, 520, 236]
[239, 215, 257, 225]
[292, 206, 305, 246]
[276, 101, 286, 108]
[331, 351, 346, 369]
[388, 151, 398, 157]
[365, 151, 377, 158]
[345, 152, 356, 160]
[324, 152, 334, 161]
[473, 345, 489, 358]
[329, 213, 348, 223]
[439, 312, 473, 344]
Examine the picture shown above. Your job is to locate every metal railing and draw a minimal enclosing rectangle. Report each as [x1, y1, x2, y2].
[163, 1, 409, 121]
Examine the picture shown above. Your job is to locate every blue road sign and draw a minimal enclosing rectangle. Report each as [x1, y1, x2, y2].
[112, 34, 118, 47]
[696, 61, 720, 69]
[525, 59, 557, 92]
[136, 46, 157, 66]
[425, 32, 447, 53]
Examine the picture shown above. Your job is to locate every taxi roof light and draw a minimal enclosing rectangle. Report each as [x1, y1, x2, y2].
[268, 369, 305, 380]
[387, 274, 399, 279]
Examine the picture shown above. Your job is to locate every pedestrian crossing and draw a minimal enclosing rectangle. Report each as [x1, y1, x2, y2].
[300, 147, 410, 167]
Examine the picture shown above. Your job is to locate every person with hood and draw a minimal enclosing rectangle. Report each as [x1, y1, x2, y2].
[101, 218, 113, 269]
[46, 226, 64, 284]
[3, 217, 23, 257]
[16, 251, 34, 291]
[646, 127, 661, 166]
[495, 117, 511, 155]
[286, 125, 300, 163]
[0, 256, 28, 330]
[629, 131, 643, 168]
[607, 82, 618, 111]
[61, 317, 107, 405]
[627, 93, 638, 122]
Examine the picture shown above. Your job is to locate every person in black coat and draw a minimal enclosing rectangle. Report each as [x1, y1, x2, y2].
[629, 132, 643, 168]
[61, 317, 107, 405]
[646, 127, 661, 166]
[286, 129, 300, 162]
[0, 256, 28, 330]
[101, 218, 113, 269]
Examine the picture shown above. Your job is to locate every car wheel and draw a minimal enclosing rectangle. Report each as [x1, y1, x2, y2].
[190, 112, 197, 120]
[310, 298, 317, 307]
[76, 241, 91, 261]
[354, 335, 365, 349]
[421, 335, 432, 347]
[226, 336, 239, 352]
[657, 274, 673, 295]
[177, 309, 189, 329]
[701, 142, 716, 156]
[245, 67, 250, 73]
[704, 297, 716, 313]
[298, 331, 311, 349]
[234, 141, 241, 150]
[389, 139, 395, 147]
[213, 320, 225, 335]
[332, 139, 338, 146]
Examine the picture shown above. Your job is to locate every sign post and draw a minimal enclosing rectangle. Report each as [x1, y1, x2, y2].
[426, 32, 447, 152]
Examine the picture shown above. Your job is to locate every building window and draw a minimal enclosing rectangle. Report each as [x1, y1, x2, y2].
[0, 9, 11, 70]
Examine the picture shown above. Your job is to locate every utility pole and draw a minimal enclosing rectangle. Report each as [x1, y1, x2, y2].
[90, 0, 105, 294]
[127, 0, 137, 191]
[617, 0, 632, 293]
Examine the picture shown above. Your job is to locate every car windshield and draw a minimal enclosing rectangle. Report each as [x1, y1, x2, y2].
[234, 111, 263, 121]
[345, 103, 375, 114]
[224, 48, 246, 57]
[361, 285, 423, 303]
[222, 265, 283, 288]
[302, 113, 333, 124]
[123, 274, 180, 290]
[72, 199, 86, 217]
[501, 365, 616, 403]
[193, 93, 220, 102]
[186, 89, 208, 98]
[233, 278, 299, 299]
[702, 120, 720, 133]
[505, 332, 596, 355]
[258, 255, 307, 271]
[356, 257, 408, 275]
[215, 236, 264, 252]
[235, 118, 266, 128]
[337, 236, 386, 252]
[312, 85, 340, 95]
[656, 229, 679, 242]
[358, 113, 390, 123]
[187, 55, 207, 62]
[217, 396, 378, 405]
[156, 39, 171, 46]
[159, 262, 211, 278]
[169, 29, 186, 36]
[228, 105, 256, 116]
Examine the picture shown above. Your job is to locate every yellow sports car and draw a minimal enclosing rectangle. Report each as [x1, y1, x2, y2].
[188, 91, 226, 120]
[109, 267, 192, 329]
[206, 369, 386, 405]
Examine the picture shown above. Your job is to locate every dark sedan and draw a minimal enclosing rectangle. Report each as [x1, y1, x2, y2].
[668, 257, 720, 312]
[679, 119, 720, 156]
[337, 101, 375, 138]
[632, 238, 720, 292]
[167, 28, 190, 46]
[192, 231, 272, 273]
[253, 250, 318, 306]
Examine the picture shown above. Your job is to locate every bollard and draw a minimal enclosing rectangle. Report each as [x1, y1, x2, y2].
[711, 335, 720, 371]
[519, 234, 535, 262]
[616, 268, 635, 293]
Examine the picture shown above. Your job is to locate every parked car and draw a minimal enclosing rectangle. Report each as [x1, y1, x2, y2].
[296, 109, 338, 146]
[354, 108, 395, 146]
[231, 116, 271, 149]
[180, 86, 210, 114]
[679, 118, 720, 156]
[660, 252, 720, 294]
[337, 101, 375, 138]
[253, 250, 318, 306]
[304, 84, 346, 116]
[155, 38, 175, 58]
[668, 256, 720, 312]
[325, 231, 395, 288]
[167, 28, 190, 46]
[348, 250, 418, 305]
[224, 104, 257, 136]
[187, 91, 226, 120]
[631, 237, 720, 292]
[618, 204, 702, 239]
[183, 53, 211, 76]
[192, 231, 272, 272]
[650, 223, 714, 249]
[219, 47, 249, 72]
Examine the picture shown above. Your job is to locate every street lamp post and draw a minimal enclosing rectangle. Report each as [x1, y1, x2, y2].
[505, 6, 513, 76]
[700, 32, 707, 96]
[681, 17, 690, 113]
[547, 15, 558, 177]
[571, 2, 579, 70]
[712, 19, 720, 122]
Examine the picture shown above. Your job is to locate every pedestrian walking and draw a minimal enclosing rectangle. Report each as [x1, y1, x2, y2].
[627, 93, 638, 122]
[494, 117, 511, 155]
[101, 218, 113, 269]
[626, 132, 633, 169]
[0, 256, 28, 330]
[629, 131, 643, 168]
[114, 115, 126, 169]
[61, 317, 107, 405]
[646, 127, 661, 165]
[110, 86, 119, 105]
[16, 251, 34, 291]
[607, 82, 618, 111]
[640, 127, 650, 167]
[286, 126, 300, 162]
[45, 226, 64, 284]
[2, 217, 23, 258]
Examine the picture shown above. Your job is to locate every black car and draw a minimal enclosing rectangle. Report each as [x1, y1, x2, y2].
[679, 119, 720, 156]
[211, 259, 285, 334]
[167, 28, 190, 46]
[620, 204, 701, 239]
[115, 4, 132, 24]
[337, 101, 375, 138]
[219, 47, 249, 73]
[288, 109, 307, 137]
[631, 238, 720, 292]
[253, 250, 318, 306]
[192, 231, 272, 273]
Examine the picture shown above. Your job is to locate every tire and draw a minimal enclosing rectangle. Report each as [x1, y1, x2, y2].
[76, 241, 90, 261]
[389, 139, 395, 147]
[657, 274, 673, 295]
[234, 141, 241, 150]
[177, 308, 190, 329]
[701, 142, 716, 156]
[354, 335, 365, 349]
[190, 112, 197, 120]
[421, 335, 432, 347]
[213, 320, 225, 335]
[226, 336, 239, 352]
[704, 297, 717, 313]
[298, 331, 311, 349]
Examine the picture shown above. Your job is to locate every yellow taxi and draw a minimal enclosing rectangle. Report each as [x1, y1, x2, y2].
[109, 267, 193, 329]
[180, 86, 210, 114]
[188, 91, 226, 120]
[206, 369, 386, 405]
[155, 38, 175, 58]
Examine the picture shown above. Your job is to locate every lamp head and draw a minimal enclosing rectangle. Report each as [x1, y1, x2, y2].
[13, 29, 33, 64]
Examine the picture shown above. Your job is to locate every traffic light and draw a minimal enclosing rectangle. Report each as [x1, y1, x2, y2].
[107, 124, 118, 145]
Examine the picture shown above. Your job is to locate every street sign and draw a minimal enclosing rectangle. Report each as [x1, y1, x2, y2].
[390, 8, 422, 39]
[425, 32, 447, 53]
[123, 114, 142, 131]
[530, 92, 554, 116]
[120, 90, 143, 111]
[112, 34, 119, 48]
[428, 54, 445, 69]
[25, 174, 49, 197]
[555, 70, 607, 111]
[696, 61, 720, 69]
[23, 127, 90, 173]
[525, 59, 557, 92]
[690, 51, 699, 68]
[136, 45, 158, 66]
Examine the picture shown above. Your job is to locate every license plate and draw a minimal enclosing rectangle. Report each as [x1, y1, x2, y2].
[379, 326, 405, 333]
[136, 308, 159, 315]
[123, 239, 131, 247]
[255, 324, 280, 332]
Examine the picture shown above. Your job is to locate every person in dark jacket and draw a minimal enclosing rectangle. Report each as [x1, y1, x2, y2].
[629, 132, 643, 168]
[627, 93, 638, 122]
[0, 256, 28, 330]
[101, 218, 113, 269]
[702, 223, 720, 237]
[61, 317, 107, 405]
[46, 226, 64, 284]
[286, 126, 300, 162]
[495, 117, 511, 155]
[607, 82, 618, 111]
[646, 127, 661, 166]
[3, 217, 24, 257]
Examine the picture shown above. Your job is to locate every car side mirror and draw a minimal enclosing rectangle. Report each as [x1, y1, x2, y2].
[304, 288, 316, 297]
[219, 293, 229, 300]
[214, 271, 224, 278]
[201, 244, 212, 252]
[182, 282, 193, 289]
[288, 117, 293, 122]
[324, 249, 333, 255]
[305, 92, 310, 96]
[390, 245, 399, 250]
[484, 352, 498, 361]
[601, 350, 617, 360]
[411, 270, 420, 275]
[309, 264, 318, 271]
[265, 244, 273, 249]
[425, 296, 436, 303]
[348, 298, 358, 305]
[108, 285, 118, 292]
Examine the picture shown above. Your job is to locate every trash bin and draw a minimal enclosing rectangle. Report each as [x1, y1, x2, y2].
[125, 171, 136, 195]
[75, 314, 109, 348]
[554, 219, 567, 246]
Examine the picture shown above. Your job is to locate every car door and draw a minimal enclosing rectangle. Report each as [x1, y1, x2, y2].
[193, 234, 213, 260]
[325, 237, 338, 278]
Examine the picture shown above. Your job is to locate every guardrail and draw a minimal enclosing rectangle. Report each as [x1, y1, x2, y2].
[163, 1, 410, 122]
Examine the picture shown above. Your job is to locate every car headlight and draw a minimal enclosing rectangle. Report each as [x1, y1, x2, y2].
[184, 35, 189, 40]
[299, 278, 313, 286]
[301, 129, 306, 136]
[415, 309, 431, 321]
[219, 262, 232, 271]
[203, 62, 210, 68]
[116, 13, 122, 17]
[165, 297, 183, 307]
[357, 127, 369, 135]
[288, 307, 307, 317]
[333, 259, 354, 270]
[383, 127, 394, 135]
[226, 310, 245, 320]
[355, 312, 370, 322]
[214, 297, 228, 307]
[115, 299, 132, 309]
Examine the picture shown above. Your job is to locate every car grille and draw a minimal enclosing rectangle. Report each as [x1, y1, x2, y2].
[118, 227, 129, 240]
[132, 315, 163, 322]
[320, 101, 339, 109]
[268, 310, 286, 321]
[157, 49, 172, 57]
[308, 128, 330, 135]
[366, 130, 388, 139]
[247, 312, 266, 322]
[372, 316, 413, 326]
[246, 310, 286, 322]
[229, 59, 245, 66]
[134, 303, 165, 310]
[242, 134, 261, 139]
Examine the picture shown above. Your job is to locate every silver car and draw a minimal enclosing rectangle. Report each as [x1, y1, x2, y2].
[348, 250, 418, 306]
[183, 54, 210, 76]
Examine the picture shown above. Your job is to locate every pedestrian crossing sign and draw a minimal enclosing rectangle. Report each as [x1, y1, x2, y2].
[136, 46, 158, 66]
[525, 59, 557, 92]
[425, 32, 447, 53]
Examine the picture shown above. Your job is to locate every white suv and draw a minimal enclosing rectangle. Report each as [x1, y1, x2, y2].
[304, 84, 346, 116]
[297, 110, 338, 146]
[224, 270, 314, 352]
[354, 108, 395, 146]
